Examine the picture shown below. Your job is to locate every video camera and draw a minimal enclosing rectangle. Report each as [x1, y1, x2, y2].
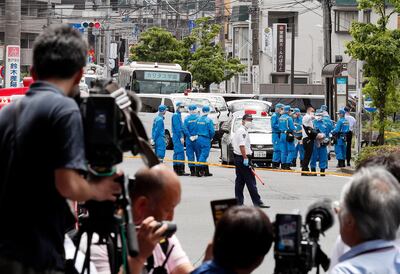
[70, 79, 161, 274]
[274, 198, 334, 274]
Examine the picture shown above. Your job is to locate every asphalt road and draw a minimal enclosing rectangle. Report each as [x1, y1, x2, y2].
[119, 147, 350, 274]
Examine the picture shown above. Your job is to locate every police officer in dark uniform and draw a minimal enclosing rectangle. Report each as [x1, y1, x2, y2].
[232, 114, 269, 208]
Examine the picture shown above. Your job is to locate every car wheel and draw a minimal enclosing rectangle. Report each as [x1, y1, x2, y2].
[165, 131, 173, 150]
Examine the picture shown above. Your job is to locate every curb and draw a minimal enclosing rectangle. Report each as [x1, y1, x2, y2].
[338, 167, 356, 175]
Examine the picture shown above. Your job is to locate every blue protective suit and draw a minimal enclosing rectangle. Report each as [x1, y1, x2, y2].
[278, 113, 296, 164]
[172, 111, 185, 166]
[152, 115, 166, 159]
[291, 115, 304, 162]
[310, 118, 331, 169]
[271, 112, 281, 163]
[196, 115, 215, 167]
[183, 113, 199, 167]
[332, 117, 349, 160]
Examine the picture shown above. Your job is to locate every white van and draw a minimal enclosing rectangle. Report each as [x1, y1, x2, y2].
[136, 94, 220, 149]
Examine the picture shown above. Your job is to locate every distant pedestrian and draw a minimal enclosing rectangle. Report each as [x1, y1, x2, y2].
[271, 103, 284, 169]
[332, 108, 350, 168]
[232, 114, 269, 208]
[301, 107, 316, 176]
[152, 104, 167, 161]
[344, 107, 356, 166]
[183, 104, 200, 176]
[196, 105, 215, 177]
[171, 102, 188, 176]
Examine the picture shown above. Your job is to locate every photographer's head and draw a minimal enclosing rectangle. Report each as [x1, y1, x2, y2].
[129, 164, 181, 223]
[31, 24, 87, 97]
[338, 167, 400, 247]
[213, 206, 273, 274]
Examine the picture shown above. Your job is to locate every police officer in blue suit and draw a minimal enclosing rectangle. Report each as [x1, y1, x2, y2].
[152, 104, 167, 161]
[196, 105, 215, 177]
[279, 105, 296, 170]
[271, 103, 284, 168]
[291, 108, 304, 167]
[183, 104, 200, 176]
[310, 110, 331, 176]
[332, 108, 350, 167]
[171, 102, 188, 176]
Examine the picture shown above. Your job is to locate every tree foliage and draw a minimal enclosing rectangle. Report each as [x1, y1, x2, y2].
[129, 27, 182, 63]
[346, 0, 400, 144]
[187, 17, 245, 91]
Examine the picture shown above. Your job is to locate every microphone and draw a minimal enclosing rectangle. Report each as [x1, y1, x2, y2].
[305, 198, 335, 235]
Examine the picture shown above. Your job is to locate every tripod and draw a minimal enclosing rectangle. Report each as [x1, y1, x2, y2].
[71, 174, 139, 274]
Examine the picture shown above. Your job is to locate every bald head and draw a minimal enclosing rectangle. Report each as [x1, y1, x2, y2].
[129, 164, 182, 222]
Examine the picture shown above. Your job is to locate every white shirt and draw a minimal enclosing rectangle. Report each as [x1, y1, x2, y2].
[302, 113, 314, 139]
[345, 113, 356, 132]
[232, 125, 252, 155]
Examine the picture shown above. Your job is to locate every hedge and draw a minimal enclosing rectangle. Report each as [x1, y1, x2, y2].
[355, 145, 400, 168]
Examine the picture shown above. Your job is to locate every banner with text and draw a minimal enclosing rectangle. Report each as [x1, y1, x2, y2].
[5, 45, 20, 88]
[273, 24, 286, 73]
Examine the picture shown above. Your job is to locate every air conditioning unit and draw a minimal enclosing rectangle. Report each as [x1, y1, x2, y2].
[313, 80, 322, 84]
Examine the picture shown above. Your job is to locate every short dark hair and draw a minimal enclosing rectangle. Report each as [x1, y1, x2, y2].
[128, 167, 165, 202]
[32, 24, 87, 80]
[356, 153, 400, 182]
[213, 206, 273, 270]
[307, 106, 315, 112]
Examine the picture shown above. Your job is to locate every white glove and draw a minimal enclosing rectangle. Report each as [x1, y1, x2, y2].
[150, 139, 155, 146]
[190, 135, 198, 141]
[180, 138, 185, 145]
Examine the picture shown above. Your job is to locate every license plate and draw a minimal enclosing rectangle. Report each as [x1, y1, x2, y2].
[253, 151, 266, 158]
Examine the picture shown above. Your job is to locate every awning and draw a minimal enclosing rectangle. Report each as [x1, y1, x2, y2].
[321, 63, 346, 78]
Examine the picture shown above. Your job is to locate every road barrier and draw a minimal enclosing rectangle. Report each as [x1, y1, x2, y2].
[124, 156, 353, 177]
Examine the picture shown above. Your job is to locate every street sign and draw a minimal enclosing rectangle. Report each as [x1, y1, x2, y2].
[5, 45, 20, 88]
[335, 76, 348, 95]
[69, 23, 84, 33]
[364, 97, 377, 112]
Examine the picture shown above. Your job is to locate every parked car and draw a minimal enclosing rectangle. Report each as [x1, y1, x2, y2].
[220, 110, 273, 166]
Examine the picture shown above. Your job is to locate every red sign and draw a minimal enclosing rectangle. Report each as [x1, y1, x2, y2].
[0, 87, 28, 109]
[7, 46, 20, 58]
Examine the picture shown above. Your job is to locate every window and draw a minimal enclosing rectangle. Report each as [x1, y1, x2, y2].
[140, 97, 162, 113]
[164, 98, 174, 112]
[20, 33, 38, 49]
[0, 32, 4, 45]
[268, 11, 298, 36]
[335, 10, 371, 33]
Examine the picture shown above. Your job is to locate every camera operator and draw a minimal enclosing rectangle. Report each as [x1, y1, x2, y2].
[0, 25, 122, 274]
[193, 206, 273, 274]
[83, 164, 194, 274]
[330, 167, 400, 274]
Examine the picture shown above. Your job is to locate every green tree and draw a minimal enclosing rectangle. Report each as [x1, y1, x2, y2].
[346, 0, 400, 144]
[129, 27, 182, 63]
[187, 17, 245, 92]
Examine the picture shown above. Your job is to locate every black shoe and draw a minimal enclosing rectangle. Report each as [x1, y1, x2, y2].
[271, 162, 279, 169]
[310, 168, 318, 176]
[336, 162, 341, 168]
[197, 166, 205, 177]
[347, 162, 351, 167]
[173, 165, 179, 175]
[178, 165, 190, 176]
[284, 164, 292, 170]
[257, 202, 271, 208]
[189, 166, 196, 176]
[301, 168, 310, 176]
[340, 160, 346, 168]
[204, 166, 213, 177]
[320, 168, 326, 177]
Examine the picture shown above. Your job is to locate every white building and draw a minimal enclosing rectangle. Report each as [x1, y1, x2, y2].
[226, 0, 397, 95]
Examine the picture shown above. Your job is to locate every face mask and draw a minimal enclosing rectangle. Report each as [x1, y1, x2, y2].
[203, 112, 209, 116]
[244, 121, 252, 129]
[310, 112, 315, 116]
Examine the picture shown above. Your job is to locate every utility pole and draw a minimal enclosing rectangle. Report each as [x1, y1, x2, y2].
[5, 0, 21, 48]
[355, 9, 364, 155]
[104, 0, 111, 77]
[250, 0, 260, 94]
[321, 0, 333, 117]
[47, 0, 52, 27]
[290, 21, 295, 94]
